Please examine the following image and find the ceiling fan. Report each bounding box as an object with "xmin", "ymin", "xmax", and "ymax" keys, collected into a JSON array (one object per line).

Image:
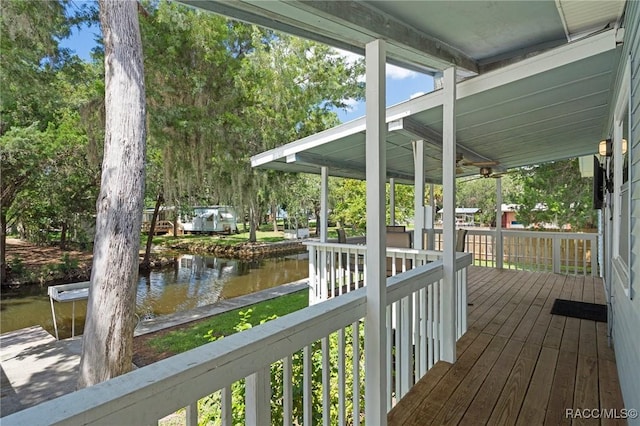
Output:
[
  {"xmin": 479, "ymin": 166, "xmax": 509, "ymax": 178},
  {"xmin": 456, "ymin": 153, "xmax": 499, "ymax": 174}
]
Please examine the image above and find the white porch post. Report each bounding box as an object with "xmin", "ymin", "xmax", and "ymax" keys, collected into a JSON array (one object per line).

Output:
[
  {"xmin": 496, "ymin": 178, "xmax": 504, "ymax": 269},
  {"xmin": 364, "ymin": 39, "xmax": 387, "ymax": 425},
  {"xmin": 389, "ymin": 177, "xmax": 396, "ymax": 225},
  {"xmin": 320, "ymin": 166, "xmax": 329, "ymax": 242},
  {"xmin": 413, "ymin": 140, "xmax": 425, "ymax": 249},
  {"xmin": 441, "ymin": 66, "xmax": 457, "ymax": 363}
]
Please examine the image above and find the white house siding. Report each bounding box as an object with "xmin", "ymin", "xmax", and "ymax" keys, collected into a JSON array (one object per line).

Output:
[{"xmin": 615, "ymin": 0, "xmax": 640, "ymax": 419}]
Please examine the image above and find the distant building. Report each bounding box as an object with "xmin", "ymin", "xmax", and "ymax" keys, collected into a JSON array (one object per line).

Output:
[{"xmin": 438, "ymin": 207, "xmax": 480, "ymax": 226}]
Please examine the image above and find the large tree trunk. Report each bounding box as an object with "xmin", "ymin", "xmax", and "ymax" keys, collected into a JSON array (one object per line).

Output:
[
  {"xmin": 141, "ymin": 192, "xmax": 163, "ymax": 271},
  {"xmin": 78, "ymin": 0, "xmax": 146, "ymax": 389},
  {"xmin": 0, "ymin": 209, "xmax": 6, "ymax": 284},
  {"xmin": 249, "ymin": 202, "xmax": 258, "ymax": 242},
  {"xmin": 271, "ymin": 203, "xmax": 278, "ymax": 232},
  {"xmin": 60, "ymin": 221, "xmax": 68, "ymax": 250}
]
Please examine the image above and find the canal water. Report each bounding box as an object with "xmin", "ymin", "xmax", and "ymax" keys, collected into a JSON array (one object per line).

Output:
[{"xmin": 0, "ymin": 253, "xmax": 309, "ymax": 339}]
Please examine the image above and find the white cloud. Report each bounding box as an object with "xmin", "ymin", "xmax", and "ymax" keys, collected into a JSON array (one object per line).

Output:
[
  {"xmin": 334, "ymin": 48, "xmax": 362, "ymax": 65},
  {"xmin": 333, "ymin": 48, "xmax": 420, "ymax": 82},
  {"xmin": 410, "ymin": 91, "xmax": 426, "ymax": 99},
  {"xmin": 342, "ymin": 98, "xmax": 360, "ymax": 111},
  {"xmin": 386, "ymin": 64, "xmax": 418, "ymax": 80}
]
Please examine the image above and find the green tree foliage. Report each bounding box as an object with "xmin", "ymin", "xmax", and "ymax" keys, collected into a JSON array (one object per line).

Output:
[
  {"xmin": 139, "ymin": 2, "xmax": 364, "ymax": 242},
  {"xmin": 331, "ymin": 179, "xmax": 367, "ymax": 229},
  {"xmin": 512, "ymin": 159, "xmax": 597, "ymax": 229},
  {"xmin": 331, "ymin": 179, "xmax": 433, "ymax": 230},
  {"xmin": 139, "ymin": 1, "xmax": 243, "ymax": 208},
  {"xmin": 387, "ymin": 183, "xmax": 415, "ymax": 225},
  {"xmin": 228, "ymin": 28, "xmax": 364, "ymax": 241},
  {"xmin": 9, "ymin": 111, "xmax": 98, "ymax": 247},
  {"xmin": 0, "ymin": 0, "xmax": 96, "ymax": 135},
  {"xmin": 0, "ymin": 0, "xmax": 98, "ymax": 282}
]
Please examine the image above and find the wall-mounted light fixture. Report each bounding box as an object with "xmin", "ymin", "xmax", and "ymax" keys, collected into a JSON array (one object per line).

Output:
[
  {"xmin": 599, "ymin": 138, "xmax": 628, "ymax": 156},
  {"xmin": 599, "ymin": 139, "xmax": 612, "ymax": 156}
]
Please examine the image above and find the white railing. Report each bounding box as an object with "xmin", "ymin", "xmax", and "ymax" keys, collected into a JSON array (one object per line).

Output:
[
  {"xmin": 3, "ymin": 253, "xmax": 472, "ymax": 426},
  {"xmin": 433, "ymin": 228, "xmax": 598, "ymax": 276},
  {"xmin": 384, "ymin": 253, "xmax": 471, "ymax": 408},
  {"xmin": 305, "ymin": 241, "xmax": 442, "ymax": 305}
]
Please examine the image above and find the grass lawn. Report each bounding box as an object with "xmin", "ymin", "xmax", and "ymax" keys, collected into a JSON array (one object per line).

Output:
[{"xmin": 146, "ymin": 290, "xmax": 308, "ymax": 355}]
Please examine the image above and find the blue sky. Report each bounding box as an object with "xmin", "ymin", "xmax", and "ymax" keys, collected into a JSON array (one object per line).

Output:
[{"xmin": 60, "ymin": 25, "xmax": 434, "ymax": 123}]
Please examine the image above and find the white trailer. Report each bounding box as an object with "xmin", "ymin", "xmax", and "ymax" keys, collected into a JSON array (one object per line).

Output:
[{"xmin": 181, "ymin": 206, "xmax": 239, "ymax": 235}]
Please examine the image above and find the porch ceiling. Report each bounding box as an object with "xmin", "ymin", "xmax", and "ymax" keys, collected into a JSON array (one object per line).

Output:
[
  {"xmin": 251, "ymin": 30, "xmax": 622, "ymax": 184},
  {"xmin": 182, "ymin": 0, "xmax": 624, "ymax": 76}
]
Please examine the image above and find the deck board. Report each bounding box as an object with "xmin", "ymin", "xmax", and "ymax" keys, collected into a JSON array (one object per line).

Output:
[{"xmin": 388, "ymin": 267, "xmax": 625, "ymax": 426}]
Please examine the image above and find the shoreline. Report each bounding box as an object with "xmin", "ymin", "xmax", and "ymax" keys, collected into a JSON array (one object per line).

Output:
[{"xmin": 3, "ymin": 239, "xmax": 308, "ymax": 288}]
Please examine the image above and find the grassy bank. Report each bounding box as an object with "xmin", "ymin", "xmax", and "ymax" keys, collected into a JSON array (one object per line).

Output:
[{"xmin": 145, "ymin": 290, "xmax": 308, "ymax": 355}]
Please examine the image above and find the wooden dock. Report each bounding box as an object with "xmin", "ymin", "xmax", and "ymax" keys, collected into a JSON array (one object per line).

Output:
[{"xmin": 388, "ymin": 267, "xmax": 625, "ymax": 425}]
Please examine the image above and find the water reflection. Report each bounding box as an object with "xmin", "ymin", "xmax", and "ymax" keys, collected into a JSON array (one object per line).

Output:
[{"xmin": 0, "ymin": 253, "xmax": 309, "ymax": 338}]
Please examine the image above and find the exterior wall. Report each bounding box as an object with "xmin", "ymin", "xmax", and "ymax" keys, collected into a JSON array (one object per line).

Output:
[{"xmin": 613, "ymin": 0, "xmax": 640, "ymax": 417}]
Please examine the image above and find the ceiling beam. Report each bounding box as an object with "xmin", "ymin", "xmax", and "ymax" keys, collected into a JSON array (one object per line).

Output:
[
  {"xmin": 290, "ymin": 1, "xmax": 478, "ymax": 74},
  {"xmin": 388, "ymin": 117, "xmax": 505, "ymax": 172},
  {"xmin": 289, "ymin": 152, "xmax": 418, "ymax": 183}
]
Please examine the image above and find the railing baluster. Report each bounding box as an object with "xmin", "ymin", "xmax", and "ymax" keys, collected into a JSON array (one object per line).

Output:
[
  {"xmin": 338, "ymin": 328, "xmax": 346, "ymax": 426},
  {"xmin": 309, "ymin": 245, "xmax": 317, "ymax": 304},
  {"xmin": 428, "ymin": 283, "xmax": 434, "ymax": 369},
  {"xmin": 303, "ymin": 345, "xmax": 312, "ymax": 426},
  {"xmin": 420, "ymin": 287, "xmax": 427, "ymax": 375},
  {"xmin": 400, "ymin": 296, "xmax": 412, "ymax": 397},
  {"xmin": 221, "ymin": 386, "xmax": 232, "ymax": 426},
  {"xmin": 185, "ymin": 402, "xmax": 197, "ymax": 426},
  {"xmin": 284, "ymin": 355, "xmax": 293, "ymax": 426},
  {"xmin": 346, "ymin": 248, "xmax": 352, "ymax": 293},
  {"xmin": 574, "ymin": 238, "xmax": 579, "ymax": 276},
  {"xmin": 352, "ymin": 321, "xmax": 361, "ymax": 426},
  {"xmin": 246, "ymin": 367, "xmax": 271, "ymax": 426},
  {"xmin": 394, "ymin": 300, "xmax": 401, "ymax": 401},
  {"xmin": 434, "ymin": 280, "xmax": 441, "ymax": 363},
  {"xmin": 322, "ymin": 337, "xmax": 330, "ymax": 426},
  {"xmin": 333, "ymin": 247, "xmax": 337, "ymax": 295},
  {"xmin": 386, "ymin": 305, "xmax": 393, "ymax": 411},
  {"xmin": 413, "ymin": 290, "xmax": 421, "ymax": 381}
]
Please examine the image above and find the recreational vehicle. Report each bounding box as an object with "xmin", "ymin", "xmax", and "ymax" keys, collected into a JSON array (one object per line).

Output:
[{"xmin": 181, "ymin": 206, "xmax": 239, "ymax": 235}]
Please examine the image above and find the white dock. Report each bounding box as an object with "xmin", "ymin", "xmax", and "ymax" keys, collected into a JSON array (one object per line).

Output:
[{"xmin": 0, "ymin": 326, "xmax": 82, "ymax": 417}]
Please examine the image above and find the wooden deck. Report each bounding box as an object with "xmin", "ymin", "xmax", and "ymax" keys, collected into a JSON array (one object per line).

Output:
[{"xmin": 388, "ymin": 266, "xmax": 625, "ymax": 425}]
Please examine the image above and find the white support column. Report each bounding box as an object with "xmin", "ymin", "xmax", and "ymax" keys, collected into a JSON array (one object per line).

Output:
[
  {"xmin": 389, "ymin": 177, "xmax": 396, "ymax": 225},
  {"xmin": 320, "ymin": 166, "xmax": 329, "ymax": 243},
  {"xmin": 428, "ymin": 184, "xmax": 436, "ymax": 250},
  {"xmin": 413, "ymin": 140, "xmax": 425, "ymax": 249},
  {"xmin": 364, "ymin": 39, "xmax": 387, "ymax": 426},
  {"xmin": 495, "ymin": 178, "xmax": 504, "ymax": 269},
  {"xmin": 441, "ymin": 66, "xmax": 457, "ymax": 363}
]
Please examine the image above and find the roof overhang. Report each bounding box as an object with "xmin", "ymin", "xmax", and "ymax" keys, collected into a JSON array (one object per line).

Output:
[{"xmin": 251, "ymin": 30, "xmax": 621, "ymax": 184}]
